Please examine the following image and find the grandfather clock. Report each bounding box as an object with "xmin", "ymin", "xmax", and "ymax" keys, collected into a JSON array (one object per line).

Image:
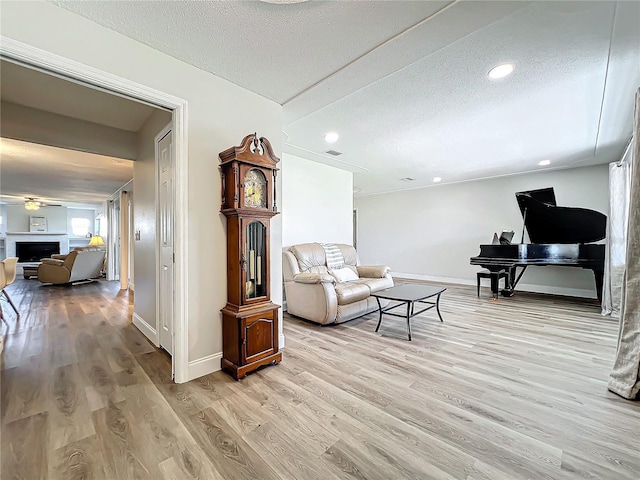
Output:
[{"xmin": 219, "ymin": 133, "xmax": 281, "ymax": 380}]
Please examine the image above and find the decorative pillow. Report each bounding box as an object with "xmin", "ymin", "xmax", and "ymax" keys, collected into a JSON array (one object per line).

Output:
[{"xmin": 329, "ymin": 267, "xmax": 359, "ymax": 283}]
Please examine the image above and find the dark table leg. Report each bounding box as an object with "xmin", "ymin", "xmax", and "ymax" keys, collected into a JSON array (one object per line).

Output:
[
  {"xmin": 406, "ymin": 301, "xmax": 412, "ymax": 341},
  {"xmin": 436, "ymin": 293, "xmax": 444, "ymax": 322},
  {"xmin": 375, "ymin": 296, "xmax": 383, "ymax": 333}
]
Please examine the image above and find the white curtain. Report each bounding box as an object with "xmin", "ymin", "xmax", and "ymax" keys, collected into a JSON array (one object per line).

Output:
[
  {"xmin": 602, "ymin": 142, "xmax": 632, "ymax": 317},
  {"xmin": 608, "ymin": 89, "xmax": 640, "ymax": 400}
]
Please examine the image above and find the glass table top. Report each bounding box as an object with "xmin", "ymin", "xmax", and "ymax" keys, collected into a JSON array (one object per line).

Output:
[{"xmin": 370, "ymin": 283, "xmax": 446, "ymax": 302}]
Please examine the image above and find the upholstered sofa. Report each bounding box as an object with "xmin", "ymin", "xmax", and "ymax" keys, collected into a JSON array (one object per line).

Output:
[
  {"xmin": 38, "ymin": 249, "xmax": 105, "ymax": 284},
  {"xmin": 283, "ymin": 243, "xmax": 393, "ymax": 325}
]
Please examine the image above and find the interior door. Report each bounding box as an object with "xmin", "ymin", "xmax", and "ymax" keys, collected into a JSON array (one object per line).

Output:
[{"xmin": 158, "ymin": 129, "xmax": 174, "ymax": 355}]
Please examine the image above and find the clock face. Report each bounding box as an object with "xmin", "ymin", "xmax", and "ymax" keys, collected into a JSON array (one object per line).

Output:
[{"xmin": 244, "ymin": 169, "xmax": 267, "ymax": 208}]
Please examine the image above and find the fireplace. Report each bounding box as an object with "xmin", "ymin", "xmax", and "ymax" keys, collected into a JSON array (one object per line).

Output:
[{"xmin": 16, "ymin": 241, "xmax": 60, "ymax": 263}]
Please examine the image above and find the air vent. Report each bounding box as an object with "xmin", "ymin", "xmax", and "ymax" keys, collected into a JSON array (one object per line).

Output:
[
  {"xmin": 324, "ymin": 150, "xmax": 343, "ymax": 156},
  {"xmin": 400, "ymin": 177, "xmax": 415, "ymax": 182}
]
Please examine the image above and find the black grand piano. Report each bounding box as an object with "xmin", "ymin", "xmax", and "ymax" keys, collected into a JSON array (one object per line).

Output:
[{"xmin": 470, "ymin": 187, "xmax": 606, "ymax": 302}]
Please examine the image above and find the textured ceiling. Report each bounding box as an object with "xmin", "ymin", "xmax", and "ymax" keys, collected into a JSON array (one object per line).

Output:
[
  {"xmin": 51, "ymin": 0, "xmax": 450, "ymax": 104},
  {"xmin": 0, "ymin": 138, "xmax": 134, "ymax": 208},
  {"xmin": 41, "ymin": 1, "xmax": 640, "ymax": 195}
]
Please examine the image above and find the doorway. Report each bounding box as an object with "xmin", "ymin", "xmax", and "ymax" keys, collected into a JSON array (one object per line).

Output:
[{"xmin": 1, "ymin": 38, "xmax": 189, "ymax": 382}]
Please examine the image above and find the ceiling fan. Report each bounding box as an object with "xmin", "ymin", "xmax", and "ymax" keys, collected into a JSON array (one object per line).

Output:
[
  {"xmin": 25, "ymin": 197, "xmax": 43, "ymax": 211},
  {"xmin": 3, "ymin": 196, "xmax": 64, "ymax": 211}
]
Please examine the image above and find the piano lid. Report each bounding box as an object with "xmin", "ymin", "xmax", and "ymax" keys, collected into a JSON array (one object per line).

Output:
[{"xmin": 515, "ymin": 187, "xmax": 606, "ymax": 244}]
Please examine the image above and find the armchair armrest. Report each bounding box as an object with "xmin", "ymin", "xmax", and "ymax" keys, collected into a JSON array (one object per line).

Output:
[
  {"xmin": 356, "ymin": 265, "xmax": 391, "ymax": 278},
  {"xmin": 41, "ymin": 258, "xmax": 64, "ymax": 266},
  {"xmin": 293, "ymin": 273, "xmax": 335, "ymax": 284}
]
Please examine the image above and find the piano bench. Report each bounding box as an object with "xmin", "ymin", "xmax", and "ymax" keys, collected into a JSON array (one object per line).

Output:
[{"xmin": 477, "ymin": 269, "xmax": 509, "ymax": 297}]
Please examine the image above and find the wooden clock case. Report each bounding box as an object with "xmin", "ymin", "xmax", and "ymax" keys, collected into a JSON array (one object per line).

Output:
[{"xmin": 219, "ymin": 133, "xmax": 281, "ymax": 380}]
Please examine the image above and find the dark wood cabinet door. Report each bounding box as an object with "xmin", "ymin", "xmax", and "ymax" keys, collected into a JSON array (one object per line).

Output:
[{"xmin": 242, "ymin": 312, "xmax": 276, "ymax": 364}]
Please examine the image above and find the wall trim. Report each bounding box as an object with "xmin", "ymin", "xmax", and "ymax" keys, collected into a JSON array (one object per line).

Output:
[
  {"xmin": 132, "ymin": 312, "xmax": 159, "ymax": 347},
  {"xmin": 394, "ymin": 272, "xmax": 597, "ymax": 299},
  {"xmin": 1, "ymin": 36, "xmax": 190, "ymax": 383},
  {"xmin": 279, "ymin": 333, "xmax": 286, "ymax": 350},
  {"xmin": 187, "ymin": 353, "xmax": 222, "ymax": 381}
]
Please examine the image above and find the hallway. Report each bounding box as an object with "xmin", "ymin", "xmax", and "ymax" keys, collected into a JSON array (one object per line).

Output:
[{"xmin": 0, "ymin": 279, "xmax": 222, "ymax": 479}]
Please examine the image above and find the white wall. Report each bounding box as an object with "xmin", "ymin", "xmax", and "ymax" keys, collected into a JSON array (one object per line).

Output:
[
  {"xmin": 0, "ymin": 204, "xmax": 6, "ymax": 261},
  {"xmin": 134, "ymin": 109, "xmax": 172, "ymax": 330},
  {"xmin": 0, "ymin": 204, "xmax": 6, "ymax": 235},
  {"xmin": 6, "ymin": 205, "xmax": 67, "ymax": 233},
  {"xmin": 1, "ymin": 1, "xmax": 282, "ymax": 378},
  {"xmin": 355, "ymin": 164, "xmax": 609, "ymax": 298},
  {"xmin": 282, "ymin": 153, "xmax": 353, "ymax": 247},
  {"xmin": 1, "ymin": 101, "xmax": 137, "ymax": 160}
]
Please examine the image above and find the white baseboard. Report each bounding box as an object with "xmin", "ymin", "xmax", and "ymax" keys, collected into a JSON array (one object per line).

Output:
[
  {"xmin": 515, "ymin": 283, "xmax": 596, "ymax": 299},
  {"xmin": 132, "ymin": 312, "xmax": 159, "ymax": 346},
  {"xmin": 393, "ymin": 272, "xmax": 597, "ymax": 299},
  {"xmin": 186, "ymin": 342, "xmax": 286, "ymax": 380},
  {"xmin": 187, "ymin": 352, "xmax": 222, "ymax": 381},
  {"xmin": 395, "ymin": 272, "xmax": 473, "ymax": 286}
]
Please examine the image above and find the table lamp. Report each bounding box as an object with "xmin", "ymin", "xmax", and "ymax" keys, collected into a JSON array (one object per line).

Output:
[{"xmin": 88, "ymin": 235, "xmax": 105, "ymax": 247}]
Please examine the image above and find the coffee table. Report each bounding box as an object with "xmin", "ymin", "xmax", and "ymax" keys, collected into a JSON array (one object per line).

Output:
[{"xmin": 371, "ymin": 284, "xmax": 446, "ymax": 341}]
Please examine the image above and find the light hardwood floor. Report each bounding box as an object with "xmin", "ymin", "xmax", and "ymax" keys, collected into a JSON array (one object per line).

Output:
[{"xmin": 1, "ymin": 278, "xmax": 639, "ymax": 479}]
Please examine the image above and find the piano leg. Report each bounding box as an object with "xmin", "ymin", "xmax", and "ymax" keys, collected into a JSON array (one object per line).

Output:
[
  {"xmin": 500, "ymin": 266, "xmax": 523, "ymax": 297},
  {"xmin": 490, "ymin": 274, "xmax": 499, "ymax": 299},
  {"xmin": 508, "ymin": 266, "xmax": 517, "ymax": 290},
  {"xmin": 593, "ymin": 268, "xmax": 604, "ymax": 304},
  {"xmin": 500, "ymin": 266, "xmax": 517, "ymax": 297}
]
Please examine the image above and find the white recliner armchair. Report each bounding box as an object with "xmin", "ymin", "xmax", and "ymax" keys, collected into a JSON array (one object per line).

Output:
[{"xmin": 283, "ymin": 243, "xmax": 393, "ymax": 325}]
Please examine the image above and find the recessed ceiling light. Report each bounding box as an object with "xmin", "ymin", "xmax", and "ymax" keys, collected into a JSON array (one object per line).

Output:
[
  {"xmin": 324, "ymin": 131, "xmax": 339, "ymax": 143},
  {"xmin": 432, "ymin": 177, "xmax": 442, "ymax": 183},
  {"xmin": 538, "ymin": 159, "xmax": 551, "ymax": 166},
  {"xmin": 488, "ymin": 63, "xmax": 514, "ymax": 79}
]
